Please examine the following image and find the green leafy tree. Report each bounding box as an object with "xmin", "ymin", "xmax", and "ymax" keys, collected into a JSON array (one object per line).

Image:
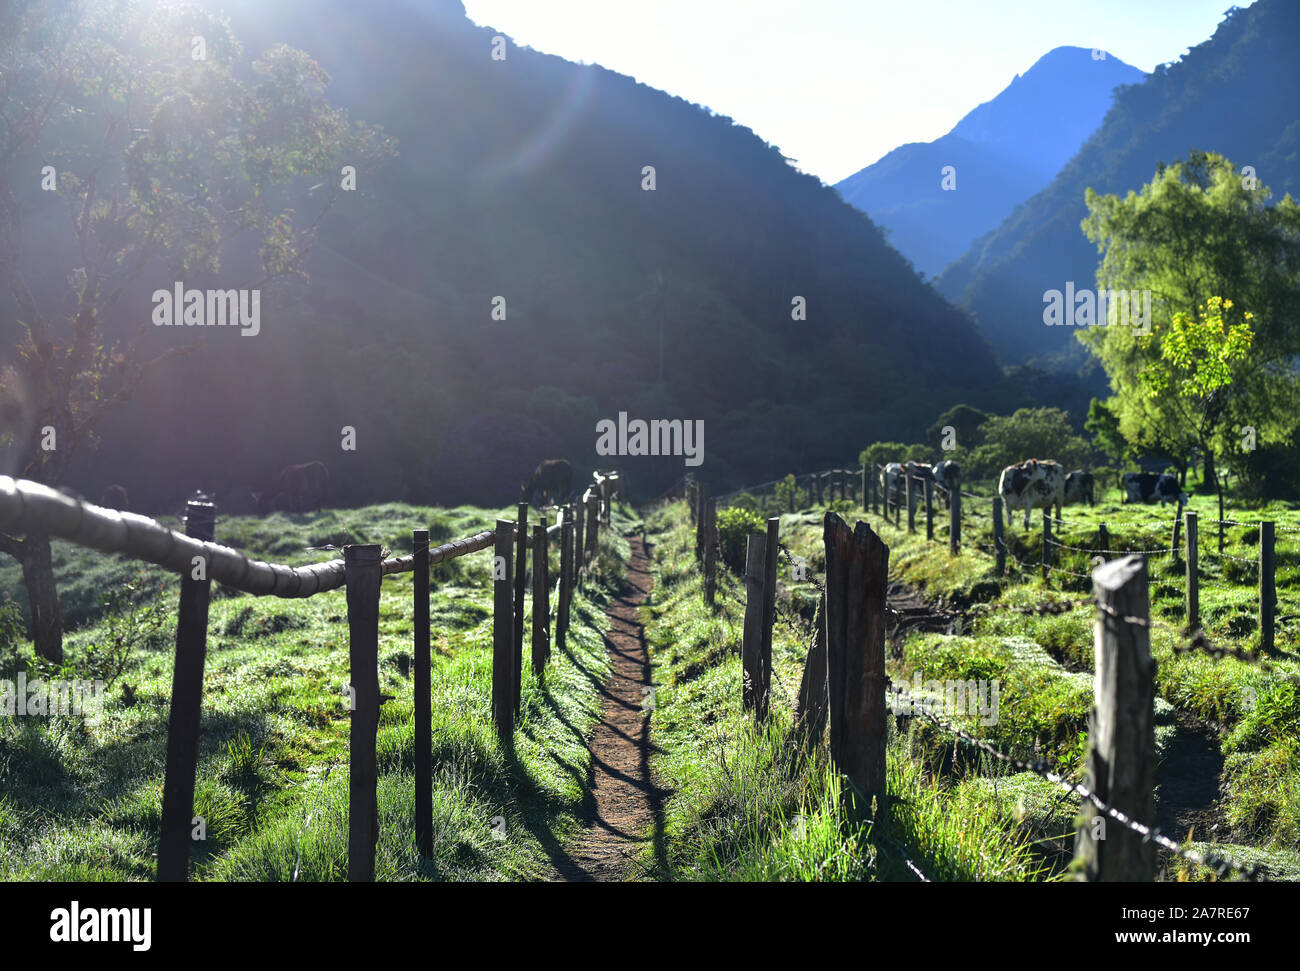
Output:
[
  {"xmin": 1078, "ymin": 153, "xmax": 1300, "ymax": 499},
  {"xmin": 0, "ymin": 0, "xmax": 395, "ymax": 660},
  {"xmin": 772, "ymin": 474, "xmax": 807, "ymax": 512},
  {"xmin": 926, "ymin": 403, "xmax": 988, "ymax": 451},
  {"xmin": 970, "ymin": 407, "xmax": 1091, "ymax": 476}
]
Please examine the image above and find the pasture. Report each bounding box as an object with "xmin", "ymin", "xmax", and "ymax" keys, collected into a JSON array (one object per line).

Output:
[
  {"xmin": 0, "ymin": 501, "xmax": 631, "ymax": 881},
  {"xmin": 637, "ymin": 475, "xmax": 1300, "ymax": 880}
]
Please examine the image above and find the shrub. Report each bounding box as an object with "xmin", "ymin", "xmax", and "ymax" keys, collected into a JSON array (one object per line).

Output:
[{"xmin": 715, "ymin": 506, "xmax": 765, "ymax": 574}]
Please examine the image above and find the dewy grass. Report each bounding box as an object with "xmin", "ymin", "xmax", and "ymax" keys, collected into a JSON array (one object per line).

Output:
[{"xmin": 0, "ymin": 500, "xmax": 634, "ymax": 881}]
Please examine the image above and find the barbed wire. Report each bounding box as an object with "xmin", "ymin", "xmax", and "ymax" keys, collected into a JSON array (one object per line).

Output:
[
  {"xmin": 902, "ymin": 704, "xmax": 1266, "ymax": 881},
  {"xmin": 1045, "ymin": 537, "xmax": 1180, "ymax": 556}
]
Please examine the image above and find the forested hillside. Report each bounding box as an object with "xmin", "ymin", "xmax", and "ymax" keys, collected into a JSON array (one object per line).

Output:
[
  {"xmin": 936, "ymin": 0, "xmax": 1300, "ymax": 366},
  {"xmin": 1, "ymin": 0, "xmax": 1003, "ymax": 510}
]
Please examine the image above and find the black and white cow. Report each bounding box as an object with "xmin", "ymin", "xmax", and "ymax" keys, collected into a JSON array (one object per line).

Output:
[
  {"xmin": 881, "ymin": 463, "xmax": 905, "ymax": 508},
  {"xmin": 934, "ymin": 460, "xmax": 960, "ymax": 509},
  {"xmin": 998, "ymin": 459, "xmax": 1066, "ymax": 528},
  {"xmin": 904, "ymin": 461, "xmax": 935, "ymax": 511},
  {"xmin": 1064, "ymin": 470, "xmax": 1094, "ymax": 507},
  {"xmin": 1121, "ymin": 472, "xmax": 1188, "ymax": 506}
]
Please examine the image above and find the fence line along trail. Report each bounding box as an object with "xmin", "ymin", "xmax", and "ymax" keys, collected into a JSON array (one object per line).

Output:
[{"xmin": 552, "ymin": 535, "xmax": 661, "ymax": 881}]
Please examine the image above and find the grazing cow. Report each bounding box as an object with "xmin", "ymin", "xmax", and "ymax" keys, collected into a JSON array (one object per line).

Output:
[
  {"xmin": 934, "ymin": 460, "xmax": 961, "ymax": 509},
  {"xmin": 99, "ymin": 484, "xmax": 129, "ymax": 510},
  {"xmin": 904, "ymin": 461, "xmax": 936, "ymax": 511},
  {"xmin": 253, "ymin": 461, "xmax": 329, "ymax": 514},
  {"xmin": 521, "ymin": 458, "xmax": 572, "ymax": 507},
  {"xmin": 1063, "ymin": 470, "xmax": 1094, "ymax": 507},
  {"xmin": 592, "ymin": 469, "xmax": 621, "ymax": 520},
  {"xmin": 880, "ymin": 463, "xmax": 905, "ymax": 507},
  {"xmin": 1121, "ymin": 472, "xmax": 1188, "ymax": 506},
  {"xmin": 998, "ymin": 459, "xmax": 1066, "ymax": 528}
]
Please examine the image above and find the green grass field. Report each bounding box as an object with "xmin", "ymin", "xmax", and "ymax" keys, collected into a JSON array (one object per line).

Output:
[
  {"xmin": 637, "ymin": 481, "xmax": 1300, "ymax": 881},
  {"xmin": 0, "ymin": 501, "xmax": 634, "ymax": 881}
]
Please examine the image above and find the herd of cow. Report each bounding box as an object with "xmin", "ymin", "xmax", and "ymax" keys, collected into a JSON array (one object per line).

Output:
[
  {"xmin": 55, "ymin": 458, "xmax": 616, "ymax": 519},
  {"xmin": 881, "ymin": 458, "xmax": 1189, "ymax": 529}
]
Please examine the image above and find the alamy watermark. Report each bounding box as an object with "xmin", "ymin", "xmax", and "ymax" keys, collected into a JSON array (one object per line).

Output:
[
  {"xmin": 152, "ymin": 282, "xmax": 261, "ymax": 336},
  {"xmin": 596, "ymin": 411, "xmax": 703, "ymax": 467},
  {"xmin": 1043, "ymin": 283, "xmax": 1151, "ymax": 336},
  {"xmin": 889, "ymin": 673, "xmax": 1000, "ymax": 726},
  {"xmin": 1, "ymin": 674, "xmax": 107, "ymax": 725}
]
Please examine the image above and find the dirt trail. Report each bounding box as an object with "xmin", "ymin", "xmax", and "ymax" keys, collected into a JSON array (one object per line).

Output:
[{"xmin": 552, "ymin": 536, "xmax": 660, "ymax": 881}]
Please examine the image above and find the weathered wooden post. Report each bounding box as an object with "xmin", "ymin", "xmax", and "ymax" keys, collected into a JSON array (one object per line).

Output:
[
  {"xmin": 741, "ymin": 530, "xmax": 766, "ymax": 715},
  {"xmin": 993, "ymin": 498, "xmax": 1006, "ymax": 576},
  {"xmin": 157, "ymin": 496, "xmax": 216, "ymax": 882},
  {"xmin": 823, "ymin": 512, "xmax": 888, "ymax": 818},
  {"xmin": 695, "ymin": 481, "xmax": 709, "ymax": 562},
  {"xmin": 558, "ymin": 509, "xmax": 573, "ymax": 650},
  {"xmin": 573, "ymin": 496, "xmax": 586, "ymax": 581},
  {"xmin": 1098, "ymin": 522, "xmax": 1110, "ymax": 559},
  {"xmin": 951, "ymin": 480, "xmax": 961, "ymax": 551},
  {"xmin": 344, "ymin": 543, "xmax": 383, "ymax": 882},
  {"xmin": 905, "ymin": 475, "xmax": 915, "ymax": 534},
  {"xmin": 863, "ymin": 464, "xmax": 872, "ymax": 513},
  {"xmin": 794, "ymin": 593, "xmax": 828, "ymax": 743},
  {"xmin": 1042, "ymin": 510, "xmax": 1052, "ymax": 580},
  {"xmin": 492, "ymin": 520, "xmax": 514, "ymax": 743},
  {"xmin": 924, "ymin": 477, "xmax": 934, "ymax": 542},
  {"xmin": 533, "ymin": 521, "xmax": 550, "ymax": 675},
  {"xmin": 1261, "ymin": 521, "xmax": 1276, "ymax": 654},
  {"xmin": 1076, "ymin": 555, "xmax": 1156, "ymax": 881},
  {"xmin": 514, "ymin": 503, "xmax": 528, "ymax": 714},
  {"xmin": 586, "ymin": 494, "xmax": 599, "ymax": 563},
  {"xmin": 757, "ymin": 517, "xmax": 779, "ymax": 721},
  {"xmin": 413, "ymin": 528, "xmax": 432, "ymax": 858},
  {"xmin": 704, "ymin": 498, "xmax": 718, "ymax": 608},
  {"xmin": 1185, "ymin": 512, "xmax": 1199, "ymax": 632},
  {"xmin": 1171, "ymin": 498, "xmax": 1185, "ymax": 561}
]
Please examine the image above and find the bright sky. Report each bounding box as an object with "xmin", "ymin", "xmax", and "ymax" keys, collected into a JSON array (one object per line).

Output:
[{"xmin": 461, "ymin": 0, "xmax": 1254, "ymax": 185}]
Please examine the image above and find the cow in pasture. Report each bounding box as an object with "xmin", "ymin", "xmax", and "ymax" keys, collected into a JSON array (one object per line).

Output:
[
  {"xmin": 99, "ymin": 484, "xmax": 129, "ymax": 510},
  {"xmin": 1063, "ymin": 470, "xmax": 1094, "ymax": 507},
  {"xmin": 592, "ymin": 469, "xmax": 621, "ymax": 520},
  {"xmin": 1121, "ymin": 472, "xmax": 1188, "ymax": 506},
  {"xmin": 998, "ymin": 459, "xmax": 1066, "ymax": 529},
  {"xmin": 904, "ymin": 461, "xmax": 936, "ymax": 511},
  {"xmin": 880, "ymin": 463, "xmax": 905, "ymax": 508},
  {"xmin": 934, "ymin": 460, "xmax": 961, "ymax": 509},
  {"xmin": 253, "ymin": 461, "xmax": 329, "ymax": 514},
  {"xmin": 521, "ymin": 458, "xmax": 572, "ymax": 507}
]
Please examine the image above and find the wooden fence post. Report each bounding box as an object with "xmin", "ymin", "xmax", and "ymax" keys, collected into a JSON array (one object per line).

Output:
[
  {"xmin": 345, "ymin": 543, "xmax": 383, "ymax": 882},
  {"xmin": 924, "ymin": 477, "xmax": 934, "ymax": 542},
  {"xmin": 492, "ymin": 520, "xmax": 514, "ymax": 743},
  {"xmin": 586, "ymin": 494, "xmax": 599, "ymax": 563},
  {"xmin": 413, "ymin": 528, "xmax": 432, "ymax": 858},
  {"xmin": 1171, "ymin": 498, "xmax": 1185, "ymax": 561},
  {"xmin": 558, "ymin": 509, "xmax": 573, "ymax": 650},
  {"xmin": 574, "ymin": 497, "xmax": 586, "ymax": 581},
  {"xmin": 514, "ymin": 503, "xmax": 528, "ymax": 714},
  {"xmin": 704, "ymin": 498, "xmax": 718, "ymax": 608},
  {"xmin": 905, "ymin": 475, "xmax": 915, "ymax": 534},
  {"xmin": 157, "ymin": 497, "xmax": 216, "ymax": 882},
  {"xmin": 1261, "ymin": 521, "xmax": 1276, "ymax": 654},
  {"xmin": 1042, "ymin": 510, "xmax": 1052, "ymax": 580},
  {"xmin": 993, "ymin": 498, "xmax": 1005, "ymax": 576},
  {"xmin": 741, "ymin": 531, "xmax": 766, "ymax": 714},
  {"xmin": 757, "ymin": 517, "xmax": 779, "ymax": 721},
  {"xmin": 863, "ymin": 464, "xmax": 872, "ymax": 513},
  {"xmin": 533, "ymin": 521, "xmax": 549, "ymax": 675},
  {"xmin": 695, "ymin": 481, "xmax": 709, "ymax": 562},
  {"xmin": 1098, "ymin": 523, "xmax": 1110, "ymax": 559},
  {"xmin": 949, "ymin": 485, "xmax": 961, "ymax": 554},
  {"xmin": 1185, "ymin": 512, "xmax": 1199, "ymax": 632},
  {"xmin": 1076, "ymin": 555, "xmax": 1156, "ymax": 881},
  {"xmin": 823, "ymin": 512, "xmax": 888, "ymax": 818},
  {"xmin": 794, "ymin": 592, "xmax": 828, "ymax": 743}
]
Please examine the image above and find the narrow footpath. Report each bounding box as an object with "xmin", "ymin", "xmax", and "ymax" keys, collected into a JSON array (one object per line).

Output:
[{"xmin": 553, "ymin": 536, "xmax": 661, "ymax": 880}]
